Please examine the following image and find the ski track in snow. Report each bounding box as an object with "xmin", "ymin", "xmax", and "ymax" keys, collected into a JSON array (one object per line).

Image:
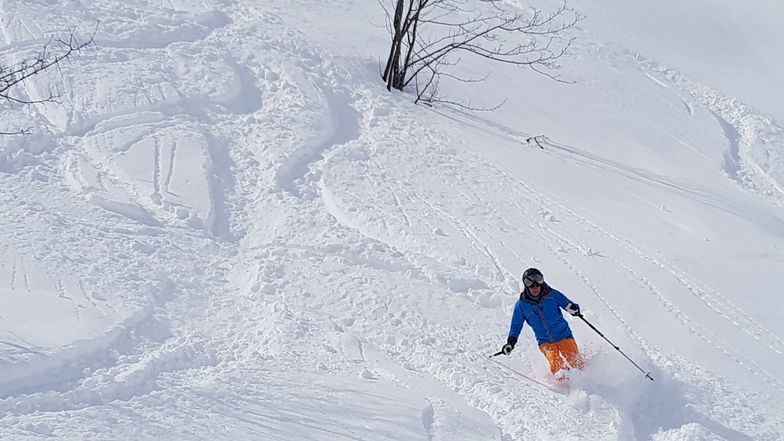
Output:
[
  {"xmin": 0, "ymin": 175, "xmax": 223, "ymax": 409},
  {"xmin": 0, "ymin": 0, "xmax": 783, "ymax": 440},
  {"xmin": 0, "ymin": 0, "xmax": 238, "ymax": 432},
  {"xmin": 631, "ymin": 53, "xmax": 784, "ymax": 206}
]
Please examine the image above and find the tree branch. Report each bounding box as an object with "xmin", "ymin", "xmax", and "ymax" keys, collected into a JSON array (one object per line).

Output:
[
  {"xmin": 1, "ymin": 28, "xmax": 95, "ymax": 101},
  {"xmin": 380, "ymin": 0, "xmax": 581, "ymax": 108}
]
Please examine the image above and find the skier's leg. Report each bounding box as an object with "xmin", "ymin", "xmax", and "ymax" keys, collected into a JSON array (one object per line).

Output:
[
  {"xmin": 558, "ymin": 338, "xmax": 585, "ymax": 370},
  {"xmin": 539, "ymin": 342, "xmax": 566, "ymax": 374}
]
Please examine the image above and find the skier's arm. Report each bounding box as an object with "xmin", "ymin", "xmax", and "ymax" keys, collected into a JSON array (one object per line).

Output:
[
  {"xmin": 555, "ymin": 290, "xmax": 581, "ymax": 316},
  {"xmin": 500, "ymin": 302, "xmax": 526, "ymax": 355},
  {"xmin": 508, "ymin": 301, "xmax": 526, "ymax": 340}
]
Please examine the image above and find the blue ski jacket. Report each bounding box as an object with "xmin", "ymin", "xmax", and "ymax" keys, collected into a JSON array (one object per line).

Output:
[{"xmin": 508, "ymin": 284, "xmax": 578, "ymax": 345}]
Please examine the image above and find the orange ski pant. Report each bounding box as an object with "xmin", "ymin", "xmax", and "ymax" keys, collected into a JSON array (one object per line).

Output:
[{"xmin": 538, "ymin": 338, "xmax": 585, "ymax": 374}]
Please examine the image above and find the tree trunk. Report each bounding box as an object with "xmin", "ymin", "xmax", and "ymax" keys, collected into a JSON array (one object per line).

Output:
[{"xmin": 383, "ymin": 0, "xmax": 406, "ymax": 90}]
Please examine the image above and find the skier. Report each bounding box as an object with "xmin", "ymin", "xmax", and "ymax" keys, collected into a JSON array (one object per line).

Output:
[{"xmin": 500, "ymin": 268, "xmax": 585, "ymax": 381}]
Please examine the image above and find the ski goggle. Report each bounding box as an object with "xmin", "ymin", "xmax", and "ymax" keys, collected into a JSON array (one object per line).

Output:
[{"xmin": 523, "ymin": 273, "xmax": 544, "ymax": 287}]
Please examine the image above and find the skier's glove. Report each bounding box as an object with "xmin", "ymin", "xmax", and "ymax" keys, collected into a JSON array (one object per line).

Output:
[
  {"xmin": 502, "ymin": 336, "xmax": 517, "ymax": 355},
  {"xmin": 565, "ymin": 302, "xmax": 581, "ymax": 316}
]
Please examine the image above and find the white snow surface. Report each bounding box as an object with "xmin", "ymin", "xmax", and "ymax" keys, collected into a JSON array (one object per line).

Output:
[{"xmin": 1, "ymin": 0, "xmax": 783, "ymax": 440}]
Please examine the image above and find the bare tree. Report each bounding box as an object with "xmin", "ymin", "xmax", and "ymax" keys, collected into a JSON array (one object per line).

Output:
[
  {"xmin": 1, "ymin": 28, "xmax": 95, "ymax": 134},
  {"xmin": 380, "ymin": 0, "xmax": 581, "ymax": 107}
]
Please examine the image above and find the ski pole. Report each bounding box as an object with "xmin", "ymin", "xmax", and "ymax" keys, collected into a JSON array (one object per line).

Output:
[
  {"xmin": 489, "ymin": 350, "xmax": 505, "ymax": 358},
  {"xmin": 488, "ymin": 357, "xmax": 555, "ymax": 391},
  {"xmin": 577, "ymin": 314, "xmax": 654, "ymax": 381}
]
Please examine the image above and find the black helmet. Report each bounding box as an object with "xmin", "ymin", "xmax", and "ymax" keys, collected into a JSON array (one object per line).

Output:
[{"xmin": 522, "ymin": 268, "xmax": 544, "ymax": 287}]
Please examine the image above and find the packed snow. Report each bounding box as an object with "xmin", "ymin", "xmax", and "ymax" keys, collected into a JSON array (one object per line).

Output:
[{"xmin": 1, "ymin": 0, "xmax": 783, "ymax": 440}]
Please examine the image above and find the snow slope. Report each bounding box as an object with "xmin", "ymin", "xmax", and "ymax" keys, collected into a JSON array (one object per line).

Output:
[{"xmin": 1, "ymin": 0, "xmax": 783, "ymax": 440}]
